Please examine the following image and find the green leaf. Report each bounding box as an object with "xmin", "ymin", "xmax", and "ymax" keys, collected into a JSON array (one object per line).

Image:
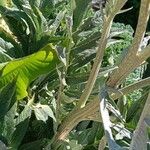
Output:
[
  {"xmin": 0, "ymin": 46, "xmax": 13, "ymax": 63},
  {"xmin": 0, "ymin": 140, "xmax": 7, "ymax": 150},
  {"xmin": 72, "ymin": 17, "xmax": 93, "ymax": 43},
  {"xmin": 126, "ymin": 98, "xmax": 143, "ymax": 123},
  {"xmin": 0, "ymin": 80, "xmax": 16, "ymax": 118},
  {"xmin": 10, "ymin": 104, "xmax": 31, "ymax": 149},
  {"xmin": 69, "ymin": 140, "xmax": 83, "ymax": 150},
  {"xmin": 77, "ymin": 123, "xmax": 99, "ymax": 145},
  {"xmin": 0, "ymin": 37, "xmax": 14, "ymax": 62},
  {"xmin": 113, "ymin": 124, "xmax": 131, "ymax": 140},
  {"xmin": 12, "ymin": 0, "xmax": 29, "ymax": 10},
  {"xmin": 38, "ymin": 0, "xmax": 54, "ymax": 18},
  {"xmin": 0, "ymin": 44, "xmax": 60, "ymax": 100},
  {"xmin": 71, "ymin": 31, "xmax": 100, "ymax": 56},
  {"xmin": 66, "ymin": 72, "xmax": 90, "ymax": 85},
  {"xmin": 0, "ymin": 6, "xmax": 36, "ymax": 37},
  {"xmin": 33, "ymin": 103, "xmax": 56, "ymax": 122},
  {"xmin": 72, "ymin": 0, "xmax": 91, "ymax": 31},
  {"xmin": 19, "ymin": 139, "xmax": 47, "ymax": 150},
  {"xmin": 0, "ymin": 27, "xmax": 20, "ymax": 50},
  {"xmin": 0, "ymin": 102, "xmax": 17, "ymax": 144},
  {"xmin": 49, "ymin": 10, "xmax": 66, "ymax": 35},
  {"xmin": 68, "ymin": 49, "xmax": 96, "ymax": 72},
  {"xmin": 31, "ymin": 5, "xmax": 48, "ymax": 34},
  {"xmin": 99, "ymin": 85, "xmax": 122, "ymax": 150}
]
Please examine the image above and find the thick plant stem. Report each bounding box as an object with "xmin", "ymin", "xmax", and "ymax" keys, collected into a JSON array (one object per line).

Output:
[
  {"xmin": 46, "ymin": 82, "xmax": 150, "ymax": 150},
  {"xmin": 77, "ymin": 17, "xmax": 113, "ymax": 108},
  {"xmin": 52, "ymin": 77, "xmax": 150, "ymax": 145},
  {"xmin": 77, "ymin": 0, "xmax": 128, "ymax": 108},
  {"xmin": 130, "ymin": 0, "xmax": 150, "ymax": 54},
  {"xmin": 107, "ymin": 0, "xmax": 150, "ymax": 87},
  {"xmin": 48, "ymin": 76, "xmax": 150, "ymax": 149},
  {"xmin": 51, "ymin": 98, "xmax": 100, "ymax": 146},
  {"xmin": 110, "ymin": 77, "xmax": 150, "ymax": 100}
]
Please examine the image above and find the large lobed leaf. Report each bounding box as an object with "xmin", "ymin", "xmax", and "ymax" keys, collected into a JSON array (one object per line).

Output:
[{"xmin": 0, "ymin": 44, "xmax": 60, "ymax": 100}]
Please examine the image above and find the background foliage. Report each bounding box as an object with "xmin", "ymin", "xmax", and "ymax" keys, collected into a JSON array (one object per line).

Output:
[{"xmin": 0, "ymin": 0, "xmax": 150, "ymax": 150}]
